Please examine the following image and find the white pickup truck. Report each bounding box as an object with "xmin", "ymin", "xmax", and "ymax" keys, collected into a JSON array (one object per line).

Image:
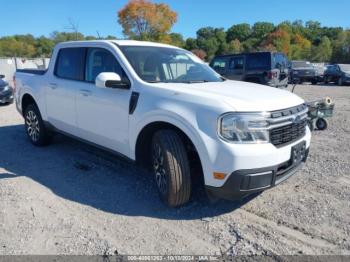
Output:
[{"xmin": 15, "ymin": 40, "xmax": 311, "ymax": 207}]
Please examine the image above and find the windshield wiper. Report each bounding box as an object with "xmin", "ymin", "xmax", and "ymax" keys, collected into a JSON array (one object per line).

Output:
[
  {"xmin": 147, "ymin": 80, "xmax": 168, "ymax": 83},
  {"xmin": 183, "ymin": 80, "xmax": 209, "ymax": 84}
]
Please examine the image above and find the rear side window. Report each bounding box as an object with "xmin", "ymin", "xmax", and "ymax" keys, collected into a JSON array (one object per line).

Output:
[
  {"xmin": 55, "ymin": 48, "xmax": 86, "ymax": 81},
  {"xmin": 246, "ymin": 53, "xmax": 271, "ymax": 70},
  {"xmin": 229, "ymin": 56, "xmax": 244, "ymax": 70}
]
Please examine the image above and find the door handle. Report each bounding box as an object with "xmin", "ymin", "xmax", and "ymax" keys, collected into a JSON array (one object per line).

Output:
[
  {"xmin": 79, "ymin": 89, "xmax": 92, "ymax": 96},
  {"xmin": 49, "ymin": 83, "xmax": 58, "ymax": 90}
]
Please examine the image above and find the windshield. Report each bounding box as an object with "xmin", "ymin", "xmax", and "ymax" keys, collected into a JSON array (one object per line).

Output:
[
  {"xmin": 339, "ymin": 64, "xmax": 350, "ymax": 71},
  {"xmin": 118, "ymin": 45, "xmax": 223, "ymax": 83},
  {"xmin": 292, "ymin": 61, "xmax": 313, "ymax": 68}
]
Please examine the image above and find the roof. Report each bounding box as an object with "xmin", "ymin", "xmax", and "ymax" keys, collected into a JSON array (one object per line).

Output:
[
  {"xmin": 56, "ymin": 40, "xmax": 180, "ymax": 49},
  {"xmin": 213, "ymin": 51, "xmax": 282, "ymax": 58}
]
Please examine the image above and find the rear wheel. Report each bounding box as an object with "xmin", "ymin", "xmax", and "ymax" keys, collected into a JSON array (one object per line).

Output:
[
  {"xmin": 152, "ymin": 130, "xmax": 191, "ymax": 207},
  {"xmin": 24, "ymin": 104, "xmax": 51, "ymax": 146}
]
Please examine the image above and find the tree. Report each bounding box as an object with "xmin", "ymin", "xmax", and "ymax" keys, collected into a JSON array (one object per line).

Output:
[
  {"xmin": 331, "ymin": 31, "xmax": 350, "ymax": 63},
  {"xmin": 35, "ymin": 36, "xmax": 54, "ymax": 57},
  {"xmin": 191, "ymin": 49, "xmax": 206, "ymax": 60},
  {"xmin": 118, "ymin": 0, "xmax": 177, "ymax": 42},
  {"xmin": 50, "ymin": 31, "xmax": 84, "ymax": 43},
  {"xmin": 310, "ymin": 36, "xmax": 332, "ymax": 62},
  {"xmin": 262, "ymin": 28, "xmax": 291, "ymax": 56},
  {"xmin": 169, "ymin": 33, "xmax": 185, "ymax": 47},
  {"xmin": 185, "ymin": 38, "xmax": 198, "ymax": 50},
  {"xmin": 305, "ymin": 20, "xmax": 321, "ymax": 43},
  {"xmin": 226, "ymin": 23, "xmax": 251, "ymax": 42},
  {"xmin": 196, "ymin": 27, "xmax": 228, "ymax": 59},
  {"xmin": 227, "ymin": 39, "xmax": 242, "ymax": 53},
  {"xmin": 252, "ymin": 22, "xmax": 275, "ymax": 39},
  {"xmin": 290, "ymin": 33, "xmax": 311, "ymax": 60}
]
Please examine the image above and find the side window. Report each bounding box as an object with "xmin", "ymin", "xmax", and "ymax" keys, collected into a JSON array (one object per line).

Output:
[
  {"xmin": 85, "ymin": 48, "xmax": 127, "ymax": 83},
  {"xmin": 55, "ymin": 48, "xmax": 85, "ymax": 80},
  {"xmin": 229, "ymin": 57, "xmax": 244, "ymax": 70}
]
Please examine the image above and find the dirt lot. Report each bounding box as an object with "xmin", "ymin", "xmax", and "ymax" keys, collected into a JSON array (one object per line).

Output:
[{"xmin": 0, "ymin": 84, "xmax": 349, "ymax": 256}]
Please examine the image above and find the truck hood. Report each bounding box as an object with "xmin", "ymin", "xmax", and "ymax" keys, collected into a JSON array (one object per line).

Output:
[{"xmin": 154, "ymin": 80, "xmax": 304, "ymax": 112}]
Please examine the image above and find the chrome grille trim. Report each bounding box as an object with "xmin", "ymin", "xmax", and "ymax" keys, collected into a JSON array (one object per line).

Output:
[{"xmin": 268, "ymin": 104, "xmax": 308, "ymax": 147}]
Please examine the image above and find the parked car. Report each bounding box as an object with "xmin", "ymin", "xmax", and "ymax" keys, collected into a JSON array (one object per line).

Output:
[
  {"xmin": 324, "ymin": 64, "xmax": 350, "ymax": 85},
  {"xmin": 15, "ymin": 41, "xmax": 311, "ymax": 207},
  {"xmin": 209, "ymin": 52, "xmax": 289, "ymax": 88},
  {"xmin": 0, "ymin": 74, "xmax": 14, "ymax": 105},
  {"xmin": 289, "ymin": 61, "xmax": 318, "ymax": 84}
]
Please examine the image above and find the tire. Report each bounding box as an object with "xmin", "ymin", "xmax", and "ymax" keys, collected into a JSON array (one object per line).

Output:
[
  {"xmin": 338, "ymin": 77, "xmax": 343, "ymax": 86},
  {"xmin": 151, "ymin": 130, "xmax": 191, "ymax": 207},
  {"xmin": 24, "ymin": 104, "xmax": 51, "ymax": 146},
  {"xmin": 324, "ymin": 77, "xmax": 329, "ymax": 84},
  {"xmin": 316, "ymin": 118, "xmax": 328, "ymax": 131},
  {"xmin": 311, "ymin": 80, "xmax": 317, "ymax": 85}
]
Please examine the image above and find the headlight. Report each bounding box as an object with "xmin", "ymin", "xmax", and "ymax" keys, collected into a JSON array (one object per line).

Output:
[
  {"xmin": 0, "ymin": 85, "xmax": 9, "ymax": 92},
  {"xmin": 218, "ymin": 113, "xmax": 270, "ymax": 143},
  {"xmin": 293, "ymin": 70, "xmax": 299, "ymax": 74}
]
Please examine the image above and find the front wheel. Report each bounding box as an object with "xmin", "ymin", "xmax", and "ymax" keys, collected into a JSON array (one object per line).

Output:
[
  {"xmin": 152, "ymin": 130, "xmax": 191, "ymax": 207},
  {"xmin": 338, "ymin": 77, "xmax": 343, "ymax": 86},
  {"xmin": 24, "ymin": 104, "xmax": 51, "ymax": 146}
]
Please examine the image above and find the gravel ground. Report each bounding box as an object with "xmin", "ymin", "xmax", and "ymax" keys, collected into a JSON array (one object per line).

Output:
[{"xmin": 0, "ymin": 84, "xmax": 349, "ymax": 256}]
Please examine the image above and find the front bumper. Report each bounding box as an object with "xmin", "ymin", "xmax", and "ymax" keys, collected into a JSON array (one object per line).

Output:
[
  {"xmin": 0, "ymin": 91, "xmax": 14, "ymax": 104},
  {"xmin": 292, "ymin": 75, "xmax": 316, "ymax": 82},
  {"xmin": 206, "ymin": 148, "xmax": 308, "ymax": 200}
]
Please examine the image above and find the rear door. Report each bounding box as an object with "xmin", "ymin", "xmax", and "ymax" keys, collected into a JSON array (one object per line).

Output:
[
  {"xmin": 226, "ymin": 56, "xmax": 245, "ymax": 80},
  {"xmin": 75, "ymin": 47, "xmax": 131, "ymax": 157},
  {"xmin": 46, "ymin": 47, "xmax": 86, "ymax": 136}
]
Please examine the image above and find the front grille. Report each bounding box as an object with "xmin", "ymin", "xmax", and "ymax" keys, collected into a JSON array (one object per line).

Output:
[{"xmin": 270, "ymin": 119, "xmax": 307, "ymax": 147}]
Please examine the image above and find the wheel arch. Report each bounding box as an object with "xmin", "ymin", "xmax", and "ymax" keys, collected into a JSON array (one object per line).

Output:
[
  {"xmin": 134, "ymin": 120, "xmax": 206, "ymax": 183},
  {"xmin": 21, "ymin": 93, "xmax": 38, "ymax": 115}
]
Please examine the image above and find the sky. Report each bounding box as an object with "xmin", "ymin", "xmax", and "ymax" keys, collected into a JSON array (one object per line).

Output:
[{"xmin": 2, "ymin": 0, "xmax": 350, "ymax": 39}]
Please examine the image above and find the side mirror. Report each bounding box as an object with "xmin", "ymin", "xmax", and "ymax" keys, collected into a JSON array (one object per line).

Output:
[
  {"xmin": 0, "ymin": 74, "xmax": 5, "ymax": 79},
  {"xmin": 95, "ymin": 72, "xmax": 130, "ymax": 89}
]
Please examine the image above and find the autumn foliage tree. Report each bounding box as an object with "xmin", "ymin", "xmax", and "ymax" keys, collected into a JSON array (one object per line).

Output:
[
  {"xmin": 262, "ymin": 28, "xmax": 291, "ymax": 56},
  {"xmin": 118, "ymin": 0, "xmax": 177, "ymax": 42},
  {"xmin": 191, "ymin": 49, "xmax": 207, "ymax": 60}
]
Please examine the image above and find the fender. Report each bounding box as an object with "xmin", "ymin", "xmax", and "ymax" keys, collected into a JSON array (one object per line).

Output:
[{"xmin": 129, "ymin": 110, "xmax": 215, "ymax": 184}]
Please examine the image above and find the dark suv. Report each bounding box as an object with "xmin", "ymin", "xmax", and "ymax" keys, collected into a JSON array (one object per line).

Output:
[
  {"xmin": 324, "ymin": 64, "xmax": 350, "ymax": 86},
  {"xmin": 289, "ymin": 61, "xmax": 318, "ymax": 84},
  {"xmin": 209, "ymin": 52, "xmax": 289, "ymax": 88}
]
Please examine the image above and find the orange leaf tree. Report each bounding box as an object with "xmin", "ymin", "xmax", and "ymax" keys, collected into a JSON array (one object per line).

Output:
[{"xmin": 118, "ymin": 0, "xmax": 177, "ymax": 42}]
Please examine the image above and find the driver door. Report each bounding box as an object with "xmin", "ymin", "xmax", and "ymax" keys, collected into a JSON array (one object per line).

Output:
[{"xmin": 76, "ymin": 47, "xmax": 132, "ymax": 157}]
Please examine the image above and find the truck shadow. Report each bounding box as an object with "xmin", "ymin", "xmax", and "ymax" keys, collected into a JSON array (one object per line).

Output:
[{"xmin": 0, "ymin": 124, "xmax": 259, "ymax": 220}]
